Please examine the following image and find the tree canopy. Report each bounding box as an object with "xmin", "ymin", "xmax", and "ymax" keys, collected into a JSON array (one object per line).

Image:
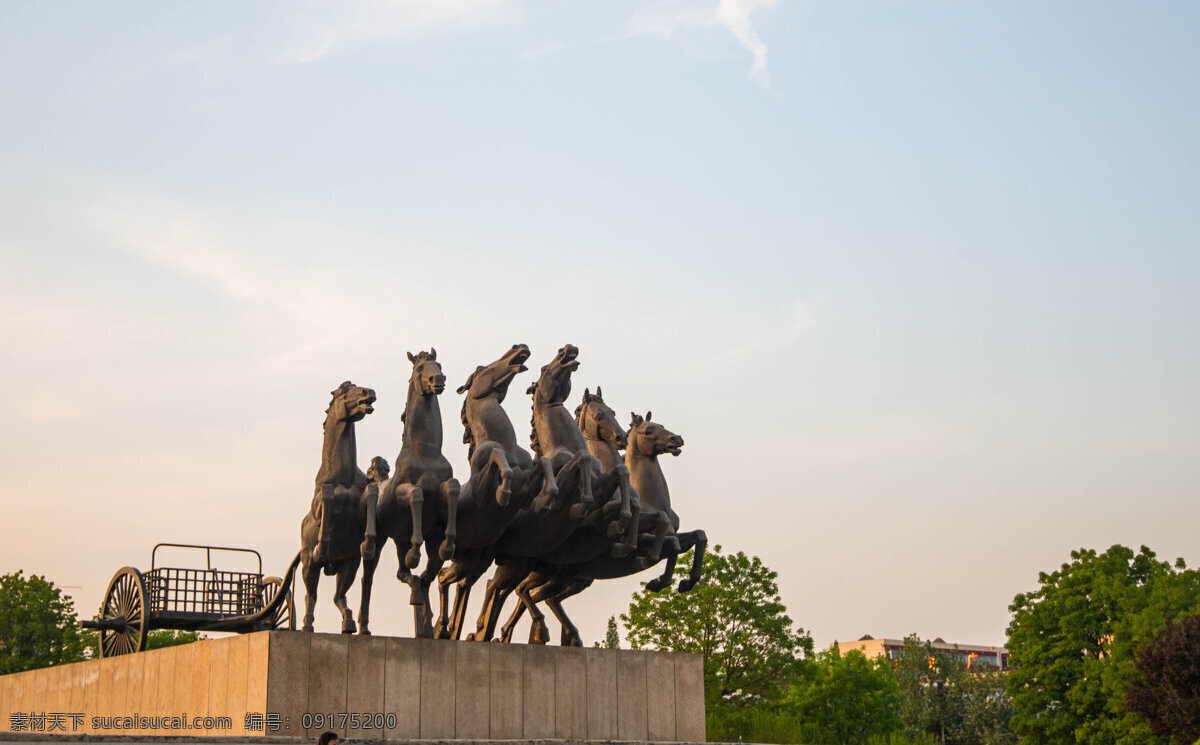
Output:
[
  {"xmin": 787, "ymin": 646, "xmax": 902, "ymax": 745},
  {"xmin": 1125, "ymin": 612, "xmax": 1200, "ymax": 745},
  {"xmin": 0, "ymin": 570, "xmax": 87, "ymax": 673},
  {"xmin": 1006, "ymin": 545, "xmax": 1200, "ymax": 745},
  {"xmin": 621, "ymin": 544, "xmax": 813, "ymax": 707}
]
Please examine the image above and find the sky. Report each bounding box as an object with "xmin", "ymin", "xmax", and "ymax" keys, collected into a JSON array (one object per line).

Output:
[{"xmin": 1, "ymin": 0, "xmax": 1198, "ymax": 651}]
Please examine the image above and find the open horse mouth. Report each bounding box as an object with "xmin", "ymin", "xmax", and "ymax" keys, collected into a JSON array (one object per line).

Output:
[
  {"xmin": 666, "ymin": 436, "xmax": 684, "ymax": 456},
  {"xmin": 558, "ymin": 345, "xmax": 580, "ymax": 372},
  {"xmin": 359, "ymin": 395, "xmax": 376, "ymax": 414},
  {"xmin": 508, "ymin": 346, "xmax": 531, "ymax": 372}
]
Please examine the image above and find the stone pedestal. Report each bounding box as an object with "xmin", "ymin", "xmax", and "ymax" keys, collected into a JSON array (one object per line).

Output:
[{"xmin": 0, "ymin": 631, "xmax": 706, "ymax": 742}]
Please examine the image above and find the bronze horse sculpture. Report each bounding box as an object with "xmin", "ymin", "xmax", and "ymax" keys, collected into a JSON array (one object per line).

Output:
[
  {"xmin": 418, "ymin": 344, "xmax": 559, "ymax": 640},
  {"xmin": 498, "ymin": 408, "xmax": 706, "ymax": 645},
  {"xmin": 358, "ymin": 349, "xmax": 461, "ymax": 636},
  {"xmin": 468, "ymin": 348, "xmax": 635, "ymax": 643},
  {"xmin": 299, "ymin": 381, "xmax": 379, "ymax": 633}
]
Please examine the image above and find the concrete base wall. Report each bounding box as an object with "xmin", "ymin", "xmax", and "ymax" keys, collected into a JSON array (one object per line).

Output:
[{"xmin": 0, "ymin": 632, "xmax": 705, "ymax": 742}]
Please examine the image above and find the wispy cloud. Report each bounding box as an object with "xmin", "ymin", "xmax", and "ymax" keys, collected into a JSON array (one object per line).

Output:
[
  {"xmin": 727, "ymin": 298, "xmax": 817, "ymax": 360},
  {"xmin": 278, "ymin": 0, "xmax": 514, "ymax": 64},
  {"xmin": 625, "ymin": 0, "xmax": 782, "ymax": 88}
]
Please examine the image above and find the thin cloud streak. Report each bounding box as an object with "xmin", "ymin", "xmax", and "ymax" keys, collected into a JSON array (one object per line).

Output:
[
  {"xmin": 624, "ymin": 0, "xmax": 782, "ymax": 88},
  {"xmin": 278, "ymin": 0, "xmax": 514, "ymax": 64}
]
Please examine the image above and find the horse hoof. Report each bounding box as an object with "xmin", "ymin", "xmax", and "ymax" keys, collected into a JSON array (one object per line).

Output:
[
  {"xmin": 678, "ymin": 579, "xmax": 698, "ymax": 592},
  {"xmin": 646, "ymin": 579, "xmax": 667, "ymax": 593},
  {"xmin": 611, "ymin": 543, "xmax": 630, "ymax": 558},
  {"xmin": 302, "ymin": 624, "xmax": 314, "ymax": 633},
  {"xmin": 360, "ymin": 627, "xmax": 372, "ymax": 636},
  {"xmin": 405, "ymin": 547, "xmax": 422, "ymax": 569},
  {"xmin": 439, "ymin": 540, "xmax": 455, "ymax": 561}
]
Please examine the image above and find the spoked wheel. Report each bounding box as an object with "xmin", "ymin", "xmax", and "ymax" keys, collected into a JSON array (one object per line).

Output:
[
  {"xmin": 98, "ymin": 567, "xmax": 148, "ymax": 658},
  {"xmin": 261, "ymin": 576, "xmax": 295, "ymax": 630}
]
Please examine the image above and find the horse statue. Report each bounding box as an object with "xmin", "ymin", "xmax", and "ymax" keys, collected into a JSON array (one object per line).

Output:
[
  {"xmin": 468, "ymin": 348, "xmax": 634, "ymax": 643},
  {"xmin": 299, "ymin": 381, "xmax": 379, "ymax": 633},
  {"xmin": 358, "ymin": 349, "xmax": 461, "ymax": 636},
  {"xmin": 418, "ymin": 343, "xmax": 559, "ymax": 640},
  {"xmin": 497, "ymin": 408, "xmax": 706, "ymax": 645}
]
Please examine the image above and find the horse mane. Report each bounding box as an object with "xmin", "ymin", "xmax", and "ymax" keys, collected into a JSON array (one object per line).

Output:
[
  {"xmin": 457, "ymin": 366, "xmax": 483, "ymax": 459},
  {"xmin": 324, "ymin": 381, "xmax": 354, "ymax": 418},
  {"xmin": 528, "ymin": 380, "xmax": 542, "ymax": 456},
  {"xmin": 460, "ymin": 395, "xmax": 475, "ymax": 459}
]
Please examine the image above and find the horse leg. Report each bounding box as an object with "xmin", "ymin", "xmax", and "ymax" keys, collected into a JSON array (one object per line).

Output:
[
  {"xmin": 577, "ymin": 455, "xmax": 595, "ymax": 515},
  {"xmin": 433, "ymin": 563, "xmax": 456, "ymax": 639},
  {"xmin": 545, "ymin": 579, "xmax": 592, "ymax": 647},
  {"xmin": 514, "ymin": 574, "xmax": 551, "ymax": 645},
  {"xmin": 645, "ymin": 551, "xmax": 677, "ymax": 593},
  {"xmin": 619, "ymin": 466, "xmax": 639, "ymax": 555},
  {"xmin": 499, "ymin": 573, "xmax": 542, "ymax": 643},
  {"xmin": 360, "ymin": 483, "xmax": 379, "ymax": 558},
  {"xmin": 472, "ymin": 561, "xmax": 526, "ymax": 642},
  {"xmin": 487, "ymin": 448, "xmax": 513, "ymax": 506},
  {"xmin": 676, "ymin": 530, "xmax": 708, "ymax": 592},
  {"xmin": 313, "ymin": 484, "xmax": 334, "ymax": 564},
  {"xmin": 439, "ymin": 478, "xmax": 460, "ymax": 561},
  {"xmin": 358, "ymin": 546, "xmax": 380, "ymax": 635},
  {"xmin": 397, "ymin": 485, "xmax": 424, "ymax": 569},
  {"xmin": 536, "ymin": 455, "xmax": 558, "ymax": 503},
  {"xmin": 333, "ymin": 558, "xmax": 360, "ymax": 634},
  {"xmin": 449, "ymin": 555, "xmax": 490, "ymax": 641},
  {"xmin": 301, "ymin": 557, "xmax": 320, "ymax": 632},
  {"xmin": 650, "ymin": 512, "xmax": 674, "ymax": 563}
]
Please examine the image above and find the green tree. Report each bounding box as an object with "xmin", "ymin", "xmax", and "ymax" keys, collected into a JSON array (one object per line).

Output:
[
  {"xmin": 1005, "ymin": 545, "xmax": 1200, "ymax": 745},
  {"xmin": 622, "ymin": 545, "xmax": 813, "ymax": 709},
  {"xmin": 787, "ymin": 646, "xmax": 903, "ymax": 745},
  {"xmin": 0, "ymin": 571, "xmax": 87, "ymax": 673},
  {"xmin": 955, "ymin": 663, "xmax": 1017, "ymax": 745},
  {"xmin": 1125, "ymin": 612, "xmax": 1200, "ymax": 745},
  {"xmin": 604, "ymin": 615, "xmax": 620, "ymax": 649},
  {"xmin": 892, "ymin": 635, "xmax": 966, "ymax": 742},
  {"xmin": 80, "ymin": 628, "xmax": 207, "ymax": 657}
]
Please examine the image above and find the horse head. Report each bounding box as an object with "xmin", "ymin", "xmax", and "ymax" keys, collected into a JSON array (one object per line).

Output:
[
  {"xmin": 575, "ymin": 386, "xmax": 627, "ymax": 450},
  {"xmin": 326, "ymin": 381, "xmax": 377, "ymax": 424},
  {"xmin": 527, "ymin": 344, "xmax": 579, "ymax": 406},
  {"xmin": 458, "ymin": 344, "xmax": 530, "ymax": 403},
  {"xmin": 408, "ymin": 348, "xmax": 446, "ymax": 397},
  {"xmin": 628, "ymin": 411, "xmax": 684, "ymax": 458}
]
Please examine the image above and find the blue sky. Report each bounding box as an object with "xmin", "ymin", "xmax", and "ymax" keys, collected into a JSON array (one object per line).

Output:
[{"xmin": 1, "ymin": 0, "xmax": 1197, "ymax": 648}]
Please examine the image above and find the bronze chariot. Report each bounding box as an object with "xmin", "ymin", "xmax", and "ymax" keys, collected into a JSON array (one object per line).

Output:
[{"xmin": 82, "ymin": 543, "xmax": 301, "ymax": 657}]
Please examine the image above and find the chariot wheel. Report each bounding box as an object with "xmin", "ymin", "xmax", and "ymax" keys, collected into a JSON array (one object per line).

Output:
[
  {"xmin": 98, "ymin": 567, "xmax": 148, "ymax": 658},
  {"xmin": 261, "ymin": 576, "xmax": 295, "ymax": 631}
]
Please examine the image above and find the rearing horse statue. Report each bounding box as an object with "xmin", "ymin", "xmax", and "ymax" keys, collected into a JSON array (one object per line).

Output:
[
  {"xmin": 299, "ymin": 381, "xmax": 379, "ymax": 634},
  {"xmin": 358, "ymin": 349, "xmax": 461, "ymax": 636},
  {"xmin": 469, "ymin": 347, "xmax": 633, "ymax": 643},
  {"xmin": 418, "ymin": 344, "xmax": 558, "ymax": 640},
  {"xmin": 498, "ymin": 408, "xmax": 706, "ymax": 645}
]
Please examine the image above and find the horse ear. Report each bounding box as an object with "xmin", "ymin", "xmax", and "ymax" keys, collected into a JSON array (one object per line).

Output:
[
  {"xmin": 407, "ymin": 351, "xmax": 416, "ymax": 363},
  {"xmin": 457, "ymin": 366, "xmax": 483, "ymax": 394},
  {"xmin": 596, "ymin": 386, "xmax": 603, "ymax": 399},
  {"xmin": 631, "ymin": 412, "xmax": 643, "ymax": 426},
  {"xmin": 429, "ymin": 347, "xmax": 437, "ymax": 360},
  {"xmin": 583, "ymin": 387, "xmax": 592, "ymax": 401},
  {"xmin": 646, "ymin": 411, "xmax": 652, "ymax": 421},
  {"xmin": 526, "ymin": 382, "xmax": 537, "ymax": 395}
]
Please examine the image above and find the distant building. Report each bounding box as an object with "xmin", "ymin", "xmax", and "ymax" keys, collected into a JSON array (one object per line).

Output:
[{"xmin": 833, "ymin": 635, "xmax": 1011, "ymax": 671}]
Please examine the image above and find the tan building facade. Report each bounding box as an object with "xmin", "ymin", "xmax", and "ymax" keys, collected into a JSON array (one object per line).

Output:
[{"xmin": 833, "ymin": 635, "xmax": 1011, "ymax": 670}]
